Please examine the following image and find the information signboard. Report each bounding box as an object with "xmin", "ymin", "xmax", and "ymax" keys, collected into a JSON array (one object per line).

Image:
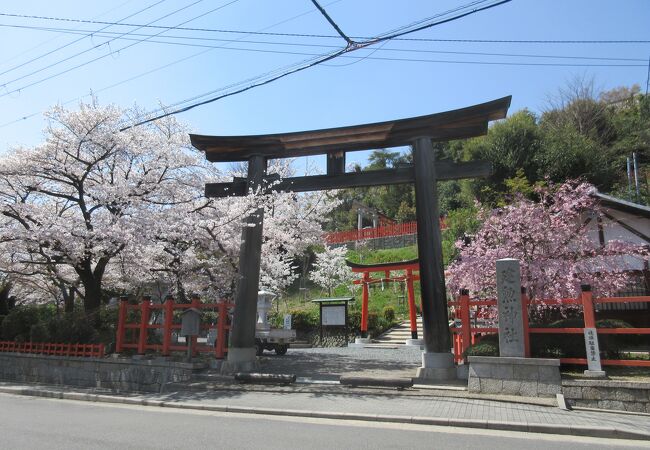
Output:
[{"xmin": 322, "ymin": 305, "xmax": 346, "ymax": 326}]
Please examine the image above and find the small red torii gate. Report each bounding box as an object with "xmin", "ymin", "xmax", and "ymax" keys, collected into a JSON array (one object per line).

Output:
[{"xmin": 346, "ymin": 259, "xmax": 421, "ymax": 340}]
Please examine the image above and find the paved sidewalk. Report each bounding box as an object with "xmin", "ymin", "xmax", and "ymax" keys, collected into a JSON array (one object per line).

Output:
[{"xmin": 1, "ymin": 380, "xmax": 649, "ymax": 442}]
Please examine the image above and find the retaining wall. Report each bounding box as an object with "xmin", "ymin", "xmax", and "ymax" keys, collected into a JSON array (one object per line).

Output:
[
  {"xmin": 0, "ymin": 353, "xmax": 202, "ymax": 393},
  {"xmin": 562, "ymin": 379, "xmax": 650, "ymax": 413}
]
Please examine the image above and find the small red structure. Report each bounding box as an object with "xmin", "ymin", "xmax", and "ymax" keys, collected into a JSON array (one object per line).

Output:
[
  {"xmin": 449, "ymin": 285, "xmax": 650, "ymax": 367},
  {"xmin": 115, "ymin": 295, "xmax": 232, "ymax": 358},
  {"xmin": 347, "ymin": 259, "xmax": 421, "ymax": 339},
  {"xmin": 0, "ymin": 341, "xmax": 104, "ymax": 358}
]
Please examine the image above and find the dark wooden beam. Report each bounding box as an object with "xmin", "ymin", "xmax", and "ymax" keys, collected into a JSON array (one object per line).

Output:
[
  {"xmin": 191, "ymin": 96, "xmax": 511, "ymax": 162},
  {"xmin": 205, "ymin": 160, "xmax": 492, "ymax": 198}
]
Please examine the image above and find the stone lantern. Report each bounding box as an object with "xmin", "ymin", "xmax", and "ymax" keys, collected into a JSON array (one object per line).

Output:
[{"xmin": 256, "ymin": 290, "xmax": 276, "ymax": 331}]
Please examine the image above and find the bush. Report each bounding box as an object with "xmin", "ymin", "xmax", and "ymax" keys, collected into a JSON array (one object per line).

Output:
[
  {"xmin": 382, "ymin": 306, "xmax": 395, "ymax": 322},
  {"xmin": 29, "ymin": 322, "xmax": 50, "ymax": 342},
  {"xmin": 463, "ymin": 334, "xmax": 499, "ymax": 357},
  {"xmin": 47, "ymin": 313, "xmax": 99, "ymax": 344},
  {"xmin": 1, "ymin": 307, "xmax": 41, "ymax": 341},
  {"xmin": 288, "ymin": 308, "xmax": 318, "ymax": 332},
  {"xmin": 530, "ymin": 318, "xmax": 638, "ymax": 359}
]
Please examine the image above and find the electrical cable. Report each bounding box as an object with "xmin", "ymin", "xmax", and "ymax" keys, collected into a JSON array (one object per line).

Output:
[
  {"xmin": 310, "ymin": 0, "xmax": 354, "ymax": 46},
  {"xmin": 0, "ymin": 0, "xmax": 242, "ymax": 99},
  {"xmin": 8, "ymin": 25, "xmax": 644, "ymax": 63},
  {"xmin": 121, "ymin": 0, "xmax": 513, "ymax": 129},
  {"xmin": 0, "ymin": 0, "xmax": 168, "ymax": 79}
]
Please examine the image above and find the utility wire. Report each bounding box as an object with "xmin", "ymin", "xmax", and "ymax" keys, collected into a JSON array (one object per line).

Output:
[
  {"xmin": 0, "ymin": 0, "xmax": 242, "ymax": 99},
  {"xmin": 310, "ymin": 0, "xmax": 354, "ymax": 47},
  {"xmin": 9, "ymin": 25, "xmax": 646, "ymax": 63},
  {"xmin": 121, "ymin": 0, "xmax": 513, "ymax": 130},
  {"xmin": 0, "ymin": 0, "xmax": 168, "ymax": 79},
  {"xmin": 0, "ymin": 0, "xmax": 344, "ymax": 129},
  {"xmin": 2, "ymin": 11, "xmax": 648, "ymax": 44}
]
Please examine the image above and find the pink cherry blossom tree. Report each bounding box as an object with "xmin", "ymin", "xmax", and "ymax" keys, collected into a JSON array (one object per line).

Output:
[{"xmin": 446, "ymin": 181, "xmax": 648, "ymax": 302}]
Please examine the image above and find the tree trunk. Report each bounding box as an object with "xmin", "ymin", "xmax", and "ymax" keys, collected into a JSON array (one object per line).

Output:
[
  {"xmin": 0, "ymin": 283, "xmax": 12, "ymax": 315},
  {"xmin": 64, "ymin": 287, "xmax": 75, "ymax": 314}
]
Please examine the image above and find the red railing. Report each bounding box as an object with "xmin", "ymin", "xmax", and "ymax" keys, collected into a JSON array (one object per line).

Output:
[
  {"xmin": 449, "ymin": 287, "xmax": 650, "ymax": 367},
  {"xmin": 115, "ymin": 296, "xmax": 233, "ymax": 359},
  {"xmin": 324, "ymin": 220, "xmax": 447, "ymax": 244},
  {"xmin": 0, "ymin": 341, "xmax": 104, "ymax": 358}
]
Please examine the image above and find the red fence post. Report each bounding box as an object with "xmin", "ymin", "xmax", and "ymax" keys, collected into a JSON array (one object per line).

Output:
[
  {"xmin": 138, "ymin": 297, "xmax": 151, "ymax": 355},
  {"xmin": 521, "ymin": 287, "xmax": 531, "ymax": 358},
  {"xmin": 460, "ymin": 289, "xmax": 471, "ymax": 359},
  {"xmin": 190, "ymin": 295, "xmax": 201, "ymax": 356},
  {"xmin": 115, "ymin": 296, "xmax": 128, "ymax": 353},
  {"xmin": 406, "ymin": 269, "xmax": 418, "ymax": 339},
  {"xmin": 361, "ymin": 272, "xmax": 370, "ymax": 338},
  {"xmin": 581, "ymin": 284, "xmax": 596, "ymax": 328},
  {"xmin": 162, "ymin": 296, "xmax": 174, "ymax": 356},
  {"xmin": 215, "ymin": 301, "xmax": 227, "ymax": 359}
]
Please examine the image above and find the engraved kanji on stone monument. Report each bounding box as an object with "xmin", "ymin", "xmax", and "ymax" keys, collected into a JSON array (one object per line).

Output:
[
  {"xmin": 496, "ymin": 258, "xmax": 525, "ymax": 357},
  {"xmin": 583, "ymin": 327, "xmax": 602, "ymax": 372}
]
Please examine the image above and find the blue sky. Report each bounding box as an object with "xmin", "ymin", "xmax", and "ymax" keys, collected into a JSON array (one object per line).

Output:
[{"xmin": 0, "ymin": 0, "xmax": 648, "ymax": 171}]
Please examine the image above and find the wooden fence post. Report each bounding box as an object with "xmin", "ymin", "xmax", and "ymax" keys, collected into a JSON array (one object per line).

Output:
[
  {"xmin": 215, "ymin": 301, "xmax": 228, "ymax": 359},
  {"xmin": 138, "ymin": 297, "xmax": 151, "ymax": 355},
  {"xmin": 162, "ymin": 296, "xmax": 174, "ymax": 356},
  {"xmin": 190, "ymin": 295, "xmax": 201, "ymax": 356},
  {"xmin": 581, "ymin": 284, "xmax": 596, "ymax": 328},
  {"xmin": 115, "ymin": 297, "xmax": 128, "ymax": 353},
  {"xmin": 460, "ymin": 289, "xmax": 471, "ymax": 359},
  {"xmin": 521, "ymin": 287, "xmax": 531, "ymax": 358},
  {"xmin": 361, "ymin": 272, "xmax": 370, "ymax": 338},
  {"xmin": 406, "ymin": 269, "xmax": 418, "ymax": 339}
]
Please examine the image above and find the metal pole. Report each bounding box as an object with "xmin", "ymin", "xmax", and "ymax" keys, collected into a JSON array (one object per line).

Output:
[
  {"xmin": 633, "ymin": 152, "xmax": 641, "ymax": 203},
  {"xmin": 627, "ymin": 157, "xmax": 633, "ymax": 200},
  {"xmin": 412, "ymin": 137, "xmax": 451, "ymax": 353}
]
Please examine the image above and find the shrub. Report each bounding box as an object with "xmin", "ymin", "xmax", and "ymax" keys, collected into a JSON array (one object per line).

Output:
[
  {"xmin": 47, "ymin": 313, "xmax": 99, "ymax": 344},
  {"xmin": 382, "ymin": 306, "xmax": 395, "ymax": 322},
  {"xmin": 1, "ymin": 307, "xmax": 41, "ymax": 341},
  {"xmin": 288, "ymin": 309, "xmax": 318, "ymax": 332},
  {"xmin": 463, "ymin": 334, "xmax": 499, "ymax": 357},
  {"xmin": 29, "ymin": 322, "xmax": 50, "ymax": 342}
]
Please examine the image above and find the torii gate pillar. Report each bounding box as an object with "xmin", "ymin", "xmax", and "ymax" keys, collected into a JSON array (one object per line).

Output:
[{"xmin": 413, "ymin": 137, "xmax": 455, "ymax": 379}]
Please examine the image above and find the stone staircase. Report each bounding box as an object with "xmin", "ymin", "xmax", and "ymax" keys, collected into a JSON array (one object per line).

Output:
[{"xmin": 373, "ymin": 317, "xmax": 424, "ymax": 346}]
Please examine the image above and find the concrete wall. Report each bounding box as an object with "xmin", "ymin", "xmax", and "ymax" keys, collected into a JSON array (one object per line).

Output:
[
  {"xmin": 0, "ymin": 353, "xmax": 201, "ymax": 393},
  {"xmin": 562, "ymin": 379, "xmax": 650, "ymax": 413},
  {"xmin": 468, "ymin": 356, "xmax": 562, "ymax": 398}
]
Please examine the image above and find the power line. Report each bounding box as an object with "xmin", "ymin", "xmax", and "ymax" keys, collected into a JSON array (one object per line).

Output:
[
  {"xmin": 0, "ymin": 0, "xmax": 345, "ymax": 129},
  {"xmin": 121, "ymin": 0, "xmax": 513, "ymax": 129},
  {"xmin": 310, "ymin": 0, "xmax": 354, "ymax": 46},
  {"xmin": 1, "ymin": 10, "xmax": 648, "ymax": 44},
  {"xmin": 9, "ymin": 25, "xmax": 646, "ymax": 63},
  {"xmin": 0, "ymin": 0, "xmax": 168, "ymax": 79},
  {"xmin": 0, "ymin": 1, "xmax": 244, "ymax": 100}
]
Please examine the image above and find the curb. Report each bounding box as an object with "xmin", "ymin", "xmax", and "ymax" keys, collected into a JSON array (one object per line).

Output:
[{"xmin": 0, "ymin": 385, "xmax": 648, "ymax": 441}]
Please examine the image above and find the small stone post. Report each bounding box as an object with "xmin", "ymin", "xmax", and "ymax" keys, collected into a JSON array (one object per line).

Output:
[{"xmin": 496, "ymin": 258, "xmax": 525, "ymax": 357}]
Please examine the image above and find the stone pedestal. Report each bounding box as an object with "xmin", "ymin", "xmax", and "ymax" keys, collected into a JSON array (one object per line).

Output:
[
  {"xmin": 220, "ymin": 347, "xmax": 260, "ymax": 374},
  {"xmin": 468, "ymin": 356, "xmax": 561, "ymax": 397},
  {"xmin": 405, "ymin": 338, "xmax": 424, "ymax": 347},
  {"xmin": 348, "ymin": 337, "xmax": 372, "ymax": 348},
  {"xmin": 415, "ymin": 352, "xmax": 456, "ymax": 381},
  {"xmin": 256, "ymin": 290, "xmax": 275, "ymax": 332}
]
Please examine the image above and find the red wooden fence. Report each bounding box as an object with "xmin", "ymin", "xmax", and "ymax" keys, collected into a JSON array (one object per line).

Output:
[
  {"xmin": 449, "ymin": 286, "xmax": 650, "ymax": 367},
  {"xmin": 0, "ymin": 341, "xmax": 104, "ymax": 358},
  {"xmin": 324, "ymin": 220, "xmax": 448, "ymax": 244},
  {"xmin": 115, "ymin": 296, "xmax": 233, "ymax": 358}
]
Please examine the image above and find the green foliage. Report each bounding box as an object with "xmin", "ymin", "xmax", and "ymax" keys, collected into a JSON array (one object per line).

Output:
[
  {"xmin": 441, "ymin": 205, "xmax": 482, "ymax": 266},
  {"xmin": 531, "ymin": 318, "xmax": 639, "ymax": 359},
  {"xmin": 382, "ymin": 306, "xmax": 395, "ymax": 322},
  {"xmin": 288, "ymin": 308, "xmax": 319, "ymax": 332},
  {"xmin": 463, "ymin": 334, "xmax": 499, "ymax": 357},
  {"xmin": 47, "ymin": 313, "xmax": 99, "ymax": 344},
  {"xmin": 29, "ymin": 322, "xmax": 50, "ymax": 342},
  {"xmin": 1, "ymin": 307, "xmax": 44, "ymax": 341},
  {"xmin": 346, "ymin": 246, "xmax": 417, "ymax": 265}
]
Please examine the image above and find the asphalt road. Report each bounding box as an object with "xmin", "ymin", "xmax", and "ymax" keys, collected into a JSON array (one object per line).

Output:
[{"xmin": 0, "ymin": 394, "xmax": 647, "ymax": 450}]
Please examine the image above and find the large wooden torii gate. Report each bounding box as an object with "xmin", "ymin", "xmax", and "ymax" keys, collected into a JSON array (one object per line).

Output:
[{"xmin": 191, "ymin": 96, "xmax": 511, "ymax": 376}]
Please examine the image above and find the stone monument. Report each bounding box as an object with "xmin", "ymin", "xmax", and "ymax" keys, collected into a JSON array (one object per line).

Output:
[{"xmin": 467, "ymin": 258, "xmax": 562, "ymax": 398}]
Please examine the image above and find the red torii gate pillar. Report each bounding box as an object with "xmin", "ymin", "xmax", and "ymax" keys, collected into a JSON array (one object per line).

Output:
[{"xmin": 348, "ymin": 260, "xmax": 422, "ymax": 345}]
